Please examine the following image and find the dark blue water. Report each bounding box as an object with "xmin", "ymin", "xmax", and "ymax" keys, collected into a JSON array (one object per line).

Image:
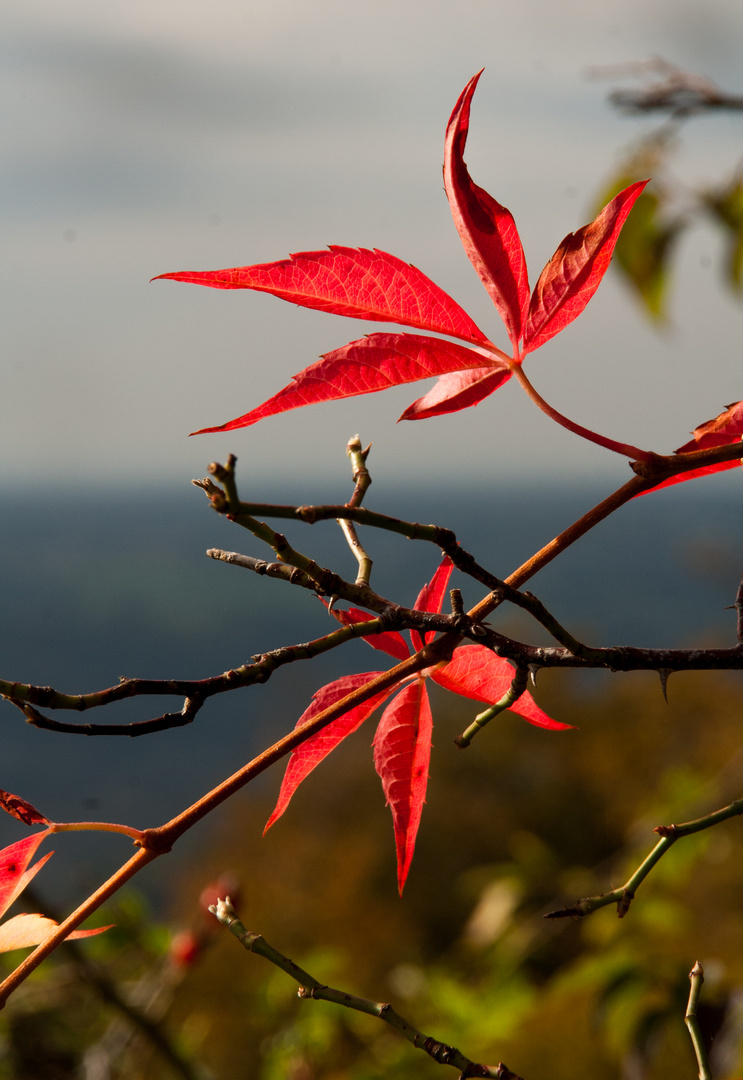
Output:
[{"xmin": 0, "ymin": 476, "xmax": 740, "ymax": 905}]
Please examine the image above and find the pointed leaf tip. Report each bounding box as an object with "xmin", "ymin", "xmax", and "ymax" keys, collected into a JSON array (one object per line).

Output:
[
  {"xmin": 157, "ymin": 247, "xmax": 489, "ymax": 345},
  {"xmin": 373, "ymin": 679, "xmax": 433, "ymax": 895},
  {"xmin": 445, "ymin": 74, "xmax": 529, "ymax": 349},
  {"xmin": 522, "ymin": 180, "xmax": 649, "ymax": 355}
]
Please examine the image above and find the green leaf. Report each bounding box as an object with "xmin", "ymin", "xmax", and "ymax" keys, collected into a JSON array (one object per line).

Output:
[{"xmin": 703, "ymin": 176, "xmax": 743, "ymax": 293}]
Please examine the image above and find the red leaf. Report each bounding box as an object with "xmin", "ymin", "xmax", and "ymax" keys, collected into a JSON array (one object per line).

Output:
[
  {"xmin": 155, "ymin": 246, "xmax": 490, "ymax": 346},
  {"xmin": 0, "ymin": 833, "xmax": 52, "ymax": 920},
  {"xmin": 373, "ymin": 678, "xmax": 433, "ymax": 895},
  {"xmin": 399, "ymin": 365, "xmax": 512, "ymax": 421},
  {"xmin": 321, "ymin": 601, "xmax": 410, "ymax": 661},
  {"xmin": 192, "ymin": 333, "xmax": 500, "ymax": 435},
  {"xmin": 410, "ymin": 556, "xmax": 455, "ymax": 651},
  {"xmin": 264, "ymin": 672, "xmax": 393, "ymax": 832},
  {"xmin": 640, "ymin": 401, "xmax": 743, "ymax": 495},
  {"xmin": 431, "ymin": 645, "xmax": 573, "ymax": 730},
  {"xmin": 522, "ymin": 181, "xmax": 649, "ymax": 355},
  {"xmin": 0, "ymin": 790, "xmax": 50, "ymax": 827},
  {"xmin": 444, "ymin": 72, "xmax": 530, "ymax": 349}
]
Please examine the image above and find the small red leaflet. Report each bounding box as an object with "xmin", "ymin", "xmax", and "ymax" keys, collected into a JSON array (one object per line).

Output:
[
  {"xmin": 264, "ymin": 558, "xmax": 570, "ymax": 895},
  {"xmin": 155, "ymin": 73, "xmax": 646, "ymax": 439}
]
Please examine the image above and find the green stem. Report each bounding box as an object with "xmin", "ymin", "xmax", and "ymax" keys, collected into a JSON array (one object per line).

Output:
[
  {"xmin": 546, "ymin": 795, "xmax": 743, "ymax": 920},
  {"xmin": 455, "ymin": 668, "xmax": 529, "ymax": 748},
  {"xmin": 685, "ymin": 962, "xmax": 712, "ymax": 1080}
]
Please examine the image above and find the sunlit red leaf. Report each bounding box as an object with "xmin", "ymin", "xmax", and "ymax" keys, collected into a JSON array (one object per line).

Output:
[
  {"xmin": 373, "ymin": 678, "xmax": 433, "ymax": 895},
  {"xmin": 431, "ymin": 645, "xmax": 573, "ymax": 730},
  {"xmin": 0, "ymin": 913, "xmax": 110, "ymax": 953},
  {"xmin": 444, "ymin": 71, "xmax": 529, "ymax": 349},
  {"xmin": 410, "ymin": 556, "xmax": 455, "ymax": 651},
  {"xmin": 321, "ymin": 600, "xmax": 410, "ymax": 660},
  {"xmin": 155, "ymin": 246, "xmax": 490, "ymax": 346},
  {"xmin": 522, "ymin": 181, "xmax": 649, "ymax": 355},
  {"xmin": 0, "ymin": 790, "xmax": 50, "ymax": 827},
  {"xmin": 399, "ymin": 365, "xmax": 512, "ymax": 420},
  {"xmin": 264, "ymin": 672, "xmax": 393, "ymax": 832},
  {"xmin": 192, "ymin": 334, "xmax": 500, "ymax": 435}
]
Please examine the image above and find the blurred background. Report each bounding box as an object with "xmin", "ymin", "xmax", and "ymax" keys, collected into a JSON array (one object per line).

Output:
[{"xmin": 1, "ymin": 0, "xmax": 743, "ymax": 1076}]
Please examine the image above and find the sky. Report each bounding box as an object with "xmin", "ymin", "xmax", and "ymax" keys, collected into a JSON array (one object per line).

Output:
[{"xmin": 3, "ymin": 0, "xmax": 742, "ymax": 492}]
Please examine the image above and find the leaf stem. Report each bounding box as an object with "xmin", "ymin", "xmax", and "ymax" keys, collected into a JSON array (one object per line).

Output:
[
  {"xmin": 511, "ymin": 363, "xmax": 655, "ymax": 462},
  {"xmin": 48, "ymin": 821, "xmax": 145, "ymax": 842}
]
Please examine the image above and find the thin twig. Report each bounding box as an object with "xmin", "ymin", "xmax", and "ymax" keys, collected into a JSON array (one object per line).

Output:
[
  {"xmin": 686, "ymin": 962, "xmax": 713, "ymax": 1080},
  {"xmin": 209, "ymin": 897, "xmax": 522, "ymax": 1080},
  {"xmin": 337, "ymin": 435, "xmax": 374, "ymax": 585},
  {"xmin": 545, "ymin": 796, "xmax": 743, "ymax": 920},
  {"xmin": 454, "ymin": 667, "xmax": 529, "ymax": 748}
]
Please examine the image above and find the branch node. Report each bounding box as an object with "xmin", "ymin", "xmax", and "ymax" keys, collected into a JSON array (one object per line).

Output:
[{"xmin": 617, "ymin": 889, "xmax": 635, "ymax": 918}]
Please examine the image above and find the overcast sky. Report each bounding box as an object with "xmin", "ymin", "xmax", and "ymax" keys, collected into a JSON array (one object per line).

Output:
[{"xmin": 3, "ymin": 0, "xmax": 742, "ymax": 493}]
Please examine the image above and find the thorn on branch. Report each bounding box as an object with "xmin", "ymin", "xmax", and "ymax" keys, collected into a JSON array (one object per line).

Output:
[
  {"xmin": 543, "ymin": 906, "xmax": 583, "ymax": 920},
  {"xmin": 657, "ymin": 668, "xmax": 672, "ymax": 702}
]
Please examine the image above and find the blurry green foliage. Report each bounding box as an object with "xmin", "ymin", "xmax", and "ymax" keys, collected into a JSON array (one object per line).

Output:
[
  {"xmin": 704, "ymin": 176, "xmax": 743, "ymax": 292},
  {"xmin": 599, "ymin": 170, "xmax": 684, "ymax": 321}
]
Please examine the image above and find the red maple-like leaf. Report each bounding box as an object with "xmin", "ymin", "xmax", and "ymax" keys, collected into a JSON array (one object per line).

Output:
[
  {"xmin": 156, "ymin": 73, "xmax": 646, "ymax": 441},
  {"xmin": 266, "ymin": 557, "xmax": 567, "ymax": 894}
]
